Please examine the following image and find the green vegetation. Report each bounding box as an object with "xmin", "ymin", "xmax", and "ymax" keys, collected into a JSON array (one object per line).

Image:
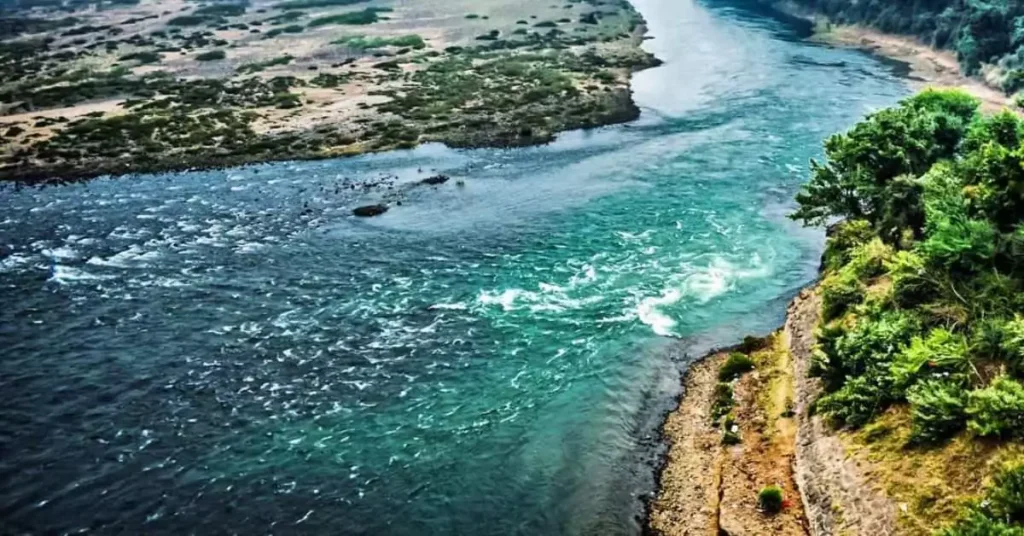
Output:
[
  {"xmin": 167, "ymin": 15, "xmax": 211, "ymax": 27},
  {"xmin": 195, "ymin": 50, "xmax": 226, "ymax": 62},
  {"xmin": 119, "ymin": 51, "xmax": 161, "ymax": 64},
  {"xmin": 794, "ymin": 88, "xmax": 1024, "ymax": 532},
  {"xmin": 308, "ymin": 8, "xmax": 390, "ymax": 27},
  {"xmin": 332, "ymin": 34, "xmax": 425, "ymax": 51},
  {"xmin": 276, "ymin": 0, "xmax": 368, "ymax": 9},
  {"xmin": 719, "ymin": 352, "xmax": 756, "ymax": 382},
  {"xmin": 193, "ymin": 4, "xmax": 246, "ymax": 17},
  {"xmin": 758, "ymin": 485, "xmax": 785, "ymax": 514},
  {"xmin": 711, "ymin": 381, "xmax": 735, "ymax": 424},
  {"xmin": 236, "ymin": 55, "xmax": 293, "ymax": 74},
  {"xmin": 939, "ymin": 463, "xmax": 1024, "ymax": 534},
  {"xmin": 774, "ymin": 0, "xmax": 1024, "ymax": 93}
]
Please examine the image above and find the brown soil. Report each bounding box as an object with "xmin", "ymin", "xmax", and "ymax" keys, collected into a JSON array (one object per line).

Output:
[
  {"xmin": 650, "ymin": 288, "xmax": 903, "ymax": 536},
  {"xmin": 648, "ymin": 351, "xmax": 727, "ymax": 535},
  {"xmin": 815, "ymin": 25, "xmax": 1011, "ymax": 112},
  {"xmin": 649, "ymin": 336, "xmax": 809, "ymax": 536}
]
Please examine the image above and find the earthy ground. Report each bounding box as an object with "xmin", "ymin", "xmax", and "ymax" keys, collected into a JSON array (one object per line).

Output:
[
  {"xmin": 650, "ymin": 334, "xmax": 810, "ymax": 536},
  {"xmin": 652, "ymin": 286, "xmax": 1024, "ymax": 536},
  {"xmin": 770, "ymin": 0, "xmax": 1012, "ymax": 112},
  {"xmin": 0, "ymin": 0, "xmax": 658, "ymax": 182},
  {"xmin": 813, "ymin": 25, "xmax": 1011, "ymax": 112}
]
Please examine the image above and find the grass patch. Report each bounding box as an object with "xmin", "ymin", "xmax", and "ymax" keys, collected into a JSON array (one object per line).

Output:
[
  {"xmin": 332, "ymin": 34, "xmax": 424, "ymax": 51},
  {"xmin": 308, "ymin": 8, "xmax": 390, "ymax": 27},
  {"xmin": 277, "ymin": 0, "xmax": 367, "ymax": 9},
  {"xmin": 236, "ymin": 55, "xmax": 293, "ymax": 74},
  {"xmin": 195, "ymin": 50, "xmax": 226, "ymax": 62}
]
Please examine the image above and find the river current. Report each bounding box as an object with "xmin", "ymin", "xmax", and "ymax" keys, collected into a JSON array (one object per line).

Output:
[{"xmin": 0, "ymin": 0, "xmax": 907, "ymax": 534}]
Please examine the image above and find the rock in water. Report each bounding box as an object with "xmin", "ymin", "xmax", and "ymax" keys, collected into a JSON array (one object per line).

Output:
[
  {"xmin": 353, "ymin": 204, "xmax": 388, "ymax": 217},
  {"xmin": 420, "ymin": 174, "xmax": 450, "ymax": 185}
]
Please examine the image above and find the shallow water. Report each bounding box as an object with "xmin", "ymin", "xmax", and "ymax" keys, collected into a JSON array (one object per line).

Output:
[{"xmin": 0, "ymin": 0, "xmax": 907, "ymax": 534}]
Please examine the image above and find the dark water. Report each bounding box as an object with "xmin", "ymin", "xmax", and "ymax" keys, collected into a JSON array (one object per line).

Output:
[{"xmin": 0, "ymin": 1, "xmax": 907, "ymax": 534}]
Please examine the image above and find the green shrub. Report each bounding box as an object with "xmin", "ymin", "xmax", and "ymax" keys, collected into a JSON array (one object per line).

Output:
[
  {"xmin": 967, "ymin": 376, "xmax": 1024, "ymax": 438},
  {"xmin": 886, "ymin": 250, "xmax": 934, "ymax": 308},
  {"xmin": 820, "ymin": 268, "xmax": 864, "ymax": 321},
  {"xmin": 277, "ymin": 0, "xmax": 367, "ymax": 9},
  {"xmin": 988, "ymin": 463, "xmax": 1024, "ymax": 523},
  {"xmin": 711, "ymin": 382, "xmax": 734, "ymax": 424},
  {"xmin": 195, "ymin": 50, "xmax": 226, "ymax": 61},
  {"xmin": 906, "ymin": 379, "xmax": 968, "ymax": 443},
  {"xmin": 891, "ymin": 328, "xmax": 970, "ymax": 388},
  {"xmin": 937, "ymin": 510, "xmax": 1024, "ymax": 535},
  {"xmin": 308, "ymin": 8, "xmax": 388, "ymax": 27},
  {"xmin": 168, "ymin": 15, "xmax": 210, "ymax": 27},
  {"xmin": 822, "ymin": 219, "xmax": 876, "ymax": 271},
  {"xmin": 817, "ymin": 375, "xmax": 893, "ymax": 428},
  {"xmin": 719, "ymin": 352, "xmax": 755, "ymax": 382},
  {"xmin": 721, "ymin": 413, "xmax": 741, "ymax": 444},
  {"xmin": 758, "ymin": 485, "xmax": 784, "ymax": 514},
  {"xmin": 119, "ymin": 51, "xmax": 161, "ymax": 64},
  {"xmin": 1000, "ymin": 316, "xmax": 1024, "ymax": 375}
]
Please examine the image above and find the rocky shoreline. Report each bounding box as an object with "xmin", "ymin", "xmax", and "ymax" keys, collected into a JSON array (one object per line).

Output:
[{"xmin": 646, "ymin": 287, "xmax": 897, "ymax": 536}]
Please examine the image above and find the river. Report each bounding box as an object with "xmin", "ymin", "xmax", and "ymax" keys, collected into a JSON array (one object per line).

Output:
[{"xmin": 0, "ymin": 0, "xmax": 907, "ymax": 533}]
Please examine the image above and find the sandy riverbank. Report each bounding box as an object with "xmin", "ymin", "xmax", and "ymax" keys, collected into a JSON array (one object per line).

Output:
[{"xmin": 813, "ymin": 24, "xmax": 1011, "ymax": 112}]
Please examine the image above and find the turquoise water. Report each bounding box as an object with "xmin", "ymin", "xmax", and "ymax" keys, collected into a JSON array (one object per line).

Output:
[{"xmin": 0, "ymin": 0, "xmax": 907, "ymax": 533}]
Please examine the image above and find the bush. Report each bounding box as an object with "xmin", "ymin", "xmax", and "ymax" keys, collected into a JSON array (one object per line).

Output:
[
  {"xmin": 722, "ymin": 413, "xmax": 741, "ymax": 445},
  {"xmin": 817, "ymin": 375, "xmax": 893, "ymax": 428},
  {"xmin": 195, "ymin": 50, "xmax": 226, "ymax": 61},
  {"xmin": 711, "ymin": 382, "xmax": 734, "ymax": 424},
  {"xmin": 719, "ymin": 352, "xmax": 755, "ymax": 382},
  {"xmin": 967, "ymin": 376, "xmax": 1024, "ymax": 438},
  {"xmin": 758, "ymin": 485, "xmax": 784, "ymax": 514},
  {"xmin": 891, "ymin": 328, "xmax": 970, "ymax": 388},
  {"xmin": 937, "ymin": 510, "xmax": 1024, "ymax": 535},
  {"xmin": 822, "ymin": 219, "xmax": 875, "ymax": 271},
  {"xmin": 820, "ymin": 268, "xmax": 864, "ymax": 321},
  {"xmin": 988, "ymin": 463, "xmax": 1024, "ymax": 524},
  {"xmin": 1001, "ymin": 316, "xmax": 1024, "ymax": 375},
  {"xmin": 906, "ymin": 379, "xmax": 968, "ymax": 443}
]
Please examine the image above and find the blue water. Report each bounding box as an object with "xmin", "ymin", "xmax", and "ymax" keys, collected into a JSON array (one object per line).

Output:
[{"xmin": 0, "ymin": 0, "xmax": 907, "ymax": 533}]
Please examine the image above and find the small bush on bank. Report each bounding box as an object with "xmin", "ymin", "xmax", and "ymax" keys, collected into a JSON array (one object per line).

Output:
[
  {"xmin": 195, "ymin": 50, "xmax": 226, "ymax": 61},
  {"xmin": 906, "ymin": 379, "xmax": 968, "ymax": 443},
  {"xmin": 967, "ymin": 376, "xmax": 1024, "ymax": 439},
  {"xmin": 711, "ymin": 382, "xmax": 734, "ymax": 424},
  {"xmin": 719, "ymin": 352, "xmax": 755, "ymax": 382},
  {"xmin": 758, "ymin": 485, "xmax": 784, "ymax": 514}
]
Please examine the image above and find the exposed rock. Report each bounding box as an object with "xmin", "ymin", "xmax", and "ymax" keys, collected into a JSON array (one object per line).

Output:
[
  {"xmin": 788, "ymin": 289, "xmax": 897, "ymax": 536},
  {"xmin": 352, "ymin": 204, "xmax": 388, "ymax": 217}
]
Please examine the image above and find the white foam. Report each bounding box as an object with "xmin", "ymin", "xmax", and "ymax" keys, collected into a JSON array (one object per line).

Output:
[
  {"xmin": 0, "ymin": 254, "xmax": 30, "ymax": 272},
  {"xmin": 637, "ymin": 288, "xmax": 682, "ymax": 337},
  {"xmin": 49, "ymin": 264, "xmax": 113, "ymax": 285},
  {"xmin": 428, "ymin": 302, "xmax": 468, "ymax": 311},
  {"xmin": 43, "ymin": 246, "xmax": 78, "ymax": 260}
]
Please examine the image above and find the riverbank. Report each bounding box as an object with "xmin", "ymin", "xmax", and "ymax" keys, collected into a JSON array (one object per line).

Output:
[
  {"xmin": 767, "ymin": 1, "xmax": 1013, "ymax": 112},
  {"xmin": 0, "ymin": 0, "xmax": 658, "ymax": 184},
  {"xmin": 812, "ymin": 25, "xmax": 1011, "ymax": 112},
  {"xmin": 649, "ymin": 288, "xmax": 896, "ymax": 536}
]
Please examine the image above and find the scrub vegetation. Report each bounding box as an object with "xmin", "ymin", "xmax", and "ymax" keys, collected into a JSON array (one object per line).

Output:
[
  {"xmin": 0, "ymin": 0, "xmax": 657, "ymax": 183},
  {"xmin": 770, "ymin": 0, "xmax": 1024, "ymax": 94},
  {"xmin": 793, "ymin": 88, "xmax": 1024, "ymax": 533}
]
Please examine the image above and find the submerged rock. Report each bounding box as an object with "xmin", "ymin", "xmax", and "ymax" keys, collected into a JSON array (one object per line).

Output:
[
  {"xmin": 419, "ymin": 174, "xmax": 450, "ymax": 186},
  {"xmin": 352, "ymin": 204, "xmax": 389, "ymax": 217}
]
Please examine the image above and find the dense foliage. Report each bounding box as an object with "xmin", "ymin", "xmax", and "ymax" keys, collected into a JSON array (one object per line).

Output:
[
  {"xmin": 777, "ymin": 0, "xmax": 1024, "ymax": 93},
  {"xmin": 794, "ymin": 89, "xmax": 1024, "ymax": 531}
]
